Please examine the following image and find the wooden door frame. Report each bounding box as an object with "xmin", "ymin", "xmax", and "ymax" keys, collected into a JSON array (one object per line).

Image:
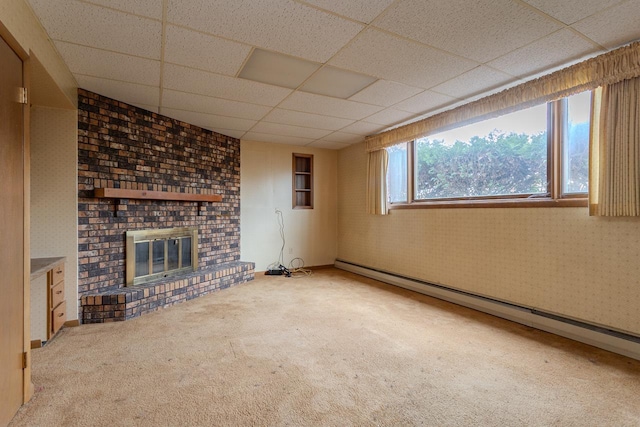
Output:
[{"xmin": 0, "ymin": 20, "xmax": 33, "ymax": 405}]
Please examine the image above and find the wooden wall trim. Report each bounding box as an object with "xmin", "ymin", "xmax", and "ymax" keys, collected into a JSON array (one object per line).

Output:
[{"xmin": 23, "ymin": 55, "xmax": 33, "ymax": 403}]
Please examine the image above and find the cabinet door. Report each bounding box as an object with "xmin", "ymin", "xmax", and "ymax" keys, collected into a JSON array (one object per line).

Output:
[
  {"xmin": 52, "ymin": 301, "xmax": 67, "ymax": 336},
  {"xmin": 52, "ymin": 263, "xmax": 64, "ymax": 286},
  {"xmin": 51, "ymin": 280, "xmax": 65, "ymax": 309}
]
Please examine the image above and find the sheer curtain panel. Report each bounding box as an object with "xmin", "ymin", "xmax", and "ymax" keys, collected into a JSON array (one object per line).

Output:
[
  {"xmin": 366, "ymin": 149, "xmax": 389, "ymax": 215},
  {"xmin": 589, "ymin": 77, "xmax": 640, "ymax": 216}
]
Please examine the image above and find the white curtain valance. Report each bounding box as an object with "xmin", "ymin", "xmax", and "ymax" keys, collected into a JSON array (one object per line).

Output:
[{"xmin": 366, "ymin": 41, "xmax": 640, "ymax": 152}]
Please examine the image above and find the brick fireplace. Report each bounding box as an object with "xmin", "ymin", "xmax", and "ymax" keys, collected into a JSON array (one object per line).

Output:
[{"xmin": 77, "ymin": 89, "xmax": 254, "ymax": 323}]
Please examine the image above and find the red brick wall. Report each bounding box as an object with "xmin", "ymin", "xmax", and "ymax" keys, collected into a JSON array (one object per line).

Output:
[{"xmin": 77, "ymin": 89, "xmax": 241, "ymax": 297}]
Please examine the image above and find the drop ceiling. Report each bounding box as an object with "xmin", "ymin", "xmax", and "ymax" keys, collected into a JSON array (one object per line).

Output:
[{"xmin": 27, "ymin": 0, "xmax": 640, "ymax": 150}]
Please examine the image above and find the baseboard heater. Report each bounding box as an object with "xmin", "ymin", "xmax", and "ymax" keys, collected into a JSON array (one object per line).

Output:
[{"xmin": 334, "ymin": 259, "xmax": 640, "ymax": 361}]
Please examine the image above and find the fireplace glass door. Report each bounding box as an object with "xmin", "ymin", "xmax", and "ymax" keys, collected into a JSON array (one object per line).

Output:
[{"xmin": 126, "ymin": 227, "xmax": 198, "ymax": 286}]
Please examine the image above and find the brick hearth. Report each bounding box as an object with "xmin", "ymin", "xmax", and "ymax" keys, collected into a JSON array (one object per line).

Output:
[
  {"xmin": 77, "ymin": 89, "xmax": 254, "ymax": 322},
  {"xmin": 81, "ymin": 262, "xmax": 254, "ymax": 323}
]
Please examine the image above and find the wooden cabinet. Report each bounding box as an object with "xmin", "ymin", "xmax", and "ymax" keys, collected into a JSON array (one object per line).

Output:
[
  {"xmin": 51, "ymin": 301, "xmax": 67, "ymax": 337},
  {"xmin": 51, "ymin": 280, "xmax": 65, "ymax": 309},
  {"xmin": 292, "ymin": 153, "xmax": 313, "ymax": 209},
  {"xmin": 48, "ymin": 263, "xmax": 66, "ymax": 338},
  {"xmin": 30, "ymin": 257, "xmax": 66, "ymax": 342}
]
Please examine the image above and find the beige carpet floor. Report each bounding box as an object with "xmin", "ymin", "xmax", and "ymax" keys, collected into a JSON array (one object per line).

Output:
[{"xmin": 10, "ymin": 268, "xmax": 640, "ymax": 426}]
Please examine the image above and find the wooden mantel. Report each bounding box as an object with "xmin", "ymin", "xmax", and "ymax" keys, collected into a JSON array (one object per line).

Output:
[{"xmin": 94, "ymin": 188, "xmax": 222, "ymax": 202}]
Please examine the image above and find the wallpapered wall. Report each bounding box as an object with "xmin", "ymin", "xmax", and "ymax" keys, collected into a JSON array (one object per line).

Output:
[
  {"xmin": 30, "ymin": 106, "xmax": 78, "ymax": 340},
  {"xmin": 337, "ymin": 142, "xmax": 640, "ymax": 336},
  {"xmin": 241, "ymin": 140, "xmax": 337, "ymax": 271}
]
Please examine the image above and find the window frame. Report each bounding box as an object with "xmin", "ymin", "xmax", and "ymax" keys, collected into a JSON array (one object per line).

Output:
[{"xmin": 388, "ymin": 95, "xmax": 590, "ymax": 209}]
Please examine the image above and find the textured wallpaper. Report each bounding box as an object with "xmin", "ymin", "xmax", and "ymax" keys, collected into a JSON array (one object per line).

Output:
[
  {"xmin": 30, "ymin": 106, "xmax": 78, "ymax": 340},
  {"xmin": 338, "ymin": 142, "xmax": 640, "ymax": 336},
  {"xmin": 241, "ymin": 140, "xmax": 338, "ymax": 271}
]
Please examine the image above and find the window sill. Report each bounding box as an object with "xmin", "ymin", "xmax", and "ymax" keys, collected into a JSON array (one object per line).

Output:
[{"xmin": 389, "ymin": 197, "xmax": 588, "ymax": 210}]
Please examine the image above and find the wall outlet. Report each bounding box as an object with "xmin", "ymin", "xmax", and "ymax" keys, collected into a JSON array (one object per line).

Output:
[{"xmin": 289, "ymin": 247, "xmax": 293, "ymax": 254}]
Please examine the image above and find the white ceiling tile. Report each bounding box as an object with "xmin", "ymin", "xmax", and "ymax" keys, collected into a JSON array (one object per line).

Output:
[
  {"xmin": 321, "ymin": 132, "xmax": 365, "ymax": 144},
  {"xmin": 349, "ymin": 80, "xmax": 423, "ymax": 107},
  {"xmin": 572, "ymin": 1, "xmax": 640, "ymax": 49},
  {"xmin": 76, "ymin": 75, "xmax": 160, "ymax": 106},
  {"xmin": 238, "ymin": 49, "xmax": 320, "ymax": 89},
  {"xmin": 300, "ymin": 66, "xmax": 377, "ymax": 99},
  {"xmin": 263, "ymin": 109, "xmax": 354, "ymax": 130},
  {"xmin": 163, "ymin": 64, "xmax": 292, "ymax": 106},
  {"xmin": 242, "ymin": 132, "xmax": 315, "ymax": 145},
  {"xmin": 251, "ymin": 122, "xmax": 332, "ymax": 139},
  {"xmin": 431, "ymin": 66, "xmax": 516, "ymax": 100},
  {"xmin": 127, "ymin": 104, "xmax": 158, "ymax": 113},
  {"xmin": 522, "ymin": 0, "xmax": 622, "ymax": 25},
  {"xmin": 393, "ymin": 91, "xmax": 457, "ymax": 114},
  {"xmin": 375, "ymin": 0, "xmax": 562, "ymax": 62},
  {"xmin": 28, "ymin": 0, "xmax": 640, "ymax": 151},
  {"xmin": 363, "ymin": 109, "xmax": 417, "ymax": 127},
  {"xmin": 487, "ymin": 29, "xmax": 603, "ymax": 78},
  {"xmin": 164, "ymin": 25, "xmax": 252, "ymax": 76},
  {"xmin": 330, "ymin": 29, "xmax": 478, "ymax": 89},
  {"xmin": 161, "ymin": 108, "xmax": 257, "ymax": 131},
  {"xmin": 81, "ymin": 0, "xmax": 163, "ymax": 20},
  {"xmin": 161, "ymin": 90, "xmax": 271, "ymax": 121},
  {"xmin": 210, "ymin": 129, "xmax": 246, "ymax": 139},
  {"xmin": 166, "ymin": 0, "xmax": 364, "ymax": 62},
  {"xmin": 28, "ymin": 0, "xmax": 162, "ymax": 59},
  {"xmin": 279, "ymin": 92, "xmax": 384, "ymax": 120},
  {"xmin": 339, "ymin": 121, "xmax": 387, "ymax": 135},
  {"xmin": 56, "ymin": 41, "xmax": 160, "ymax": 86},
  {"xmin": 307, "ymin": 140, "xmax": 350, "ymax": 150},
  {"xmin": 300, "ymin": 0, "xmax": 395, "ymax": 23}
]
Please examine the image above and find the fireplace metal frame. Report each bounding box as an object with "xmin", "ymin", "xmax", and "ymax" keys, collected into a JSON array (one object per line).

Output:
[{"xmin": 125, "ymin": 227, "xmax": 198, "ymax": 286}]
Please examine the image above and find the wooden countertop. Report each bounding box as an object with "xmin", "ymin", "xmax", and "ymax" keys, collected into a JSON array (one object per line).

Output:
[{"xmin": 30, "ymin": 257, "xmax": 66, "ymax": 280}]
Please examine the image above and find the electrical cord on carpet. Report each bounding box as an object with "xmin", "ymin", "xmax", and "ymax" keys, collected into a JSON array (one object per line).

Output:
[{"xmin": 288, "ymin": 257, "xmax": 312, "ymax": 278}]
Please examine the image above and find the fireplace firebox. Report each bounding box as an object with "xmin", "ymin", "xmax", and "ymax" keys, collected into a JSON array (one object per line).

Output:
[{"xmin": 126, "ymin": 227, "xmax": 198, "ymax": 286}]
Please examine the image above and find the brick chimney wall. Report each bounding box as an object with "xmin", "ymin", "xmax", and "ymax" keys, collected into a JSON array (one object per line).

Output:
[{"xmin": 77, "ymin": 89, "xmax": 242, "ymax": 299}]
